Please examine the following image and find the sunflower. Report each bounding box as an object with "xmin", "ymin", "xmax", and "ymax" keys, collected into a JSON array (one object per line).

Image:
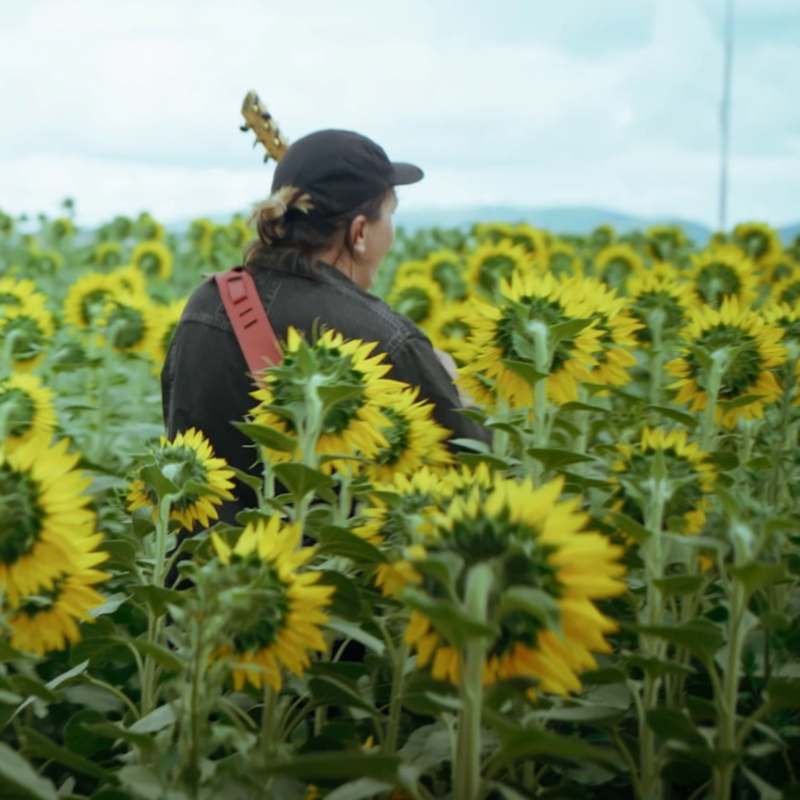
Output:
[
  {"xmin": 424, "ymin": 250, "xmax": 468, "ymax": 301},
  {"xmin": 63, "ymin": 272, "xmax": 120, "ymax": 330},
  {"xmin": 149, "ymin": 298, "xmax": 187, "ymax": 368},
  {"xmin": 249, "ymin": 328, "xmax": 400, "ymax": 471},
  {"xmin": 580, "ymin": 278, "xmax": 643, "ymax": 387},
  {"xmin": 0, "ymin": 212, "xmax": 15, "ymax": 236},
  {"xmin": 0, "ymin": 305, "xmax": 55, "ymax": 372},
  {"xmin": 426, "ymin": 300, "xmax": 479, "ymax": 357},
  {"xmin": 94, "ymin": 294, "xmax": 160, "ymax": 356},
  {"xmin": 136, "ymin": 213, "xmax": 166, "ymax": 242},
  {"xmin": 28, "ymin": 248, "xmax": 64, "ymax": 275},
  {"xmin": 7, "ymin": 557, "xmax": 109, "ymax": 656},
  {"xmin": 387, "ymin": 273, "xmax": 445, "ymax": 329},
  {"xmin": 457, "ymin": 271, "xmax": 603, "ymax": 407},
  {"xmin": 0, "ymin": 436, "xmax": 105, "ymax": 607},
  {"xmin": 131, "ymin": 240, "xmax": 173, "ymax": 280},
  {"xmin": 110, "ymin": 264, "xmax": 148, "ymax": 296},
  {"xmin": 506, "ymin": 224, "xmax": 550, "ymax": 260},
  {"xmin": 92, "ymin": 241, "xmax": 124, "ymax": 269},
  {"xmin": 403, "ymin": 475, "xmax": 626, "ymax": 695},
  {"xmin": 227, "ymin": 215, "xmax": 252, "ymax": 249},
  {"xmin": 0, "ymin": 277, "xmax": 48, "ymax": 316},
  {"xmin": 464, "ymin": 241, "xmax": 534, "ymax": 298},
  {"xmin": 127, "ymin": 427, "xmax": 236, "ymax": 531},
  {"xmin": 645, "ymin": 225, "xmax": 690, "ymax": 262},
  {"xmin": 759, "ymin": 253, "xmax": 800, "ymax": 288},
  {"xmin": 543, "ymin": 240, "xmax": 582, "ymax": 279},
  {"xmin": 593, "ymin": 244, "xmax": 647, "ymax": 292},
  {"xmin": 472, "ymin": 222, "xmax": 517, "ymax": 246},
  {"xmin": 393, "ymin": 259, "xmax": 429, "ymax": 286},
  {"xmin": 733, "ymin": 222, "xmax": 783, "ymax": 265},
  {"xmin": 209, "ymin": 516, "xmax": 334, "ymax": 691},
  {"xmin": 0, "ymin": 374, "xmax": 57, "ymax": 449},
  {"xmin": 626, "ymin": 270, "xmax": 693, "ymax": 345},
  {"xmin": 590, "ymin": 224, "xmax": 616, "ymax": 249},
  {"xmin": 365, "ymin": 386, "xmax": 453, "ymax": 482},
  {"xmin": 189, "ymin": 218, "xmax": 216, "ymax": 253},
  {"xmin": 685, "ymin": 245, "xmax": 758, "ymax": 310},
  {"xmin": 610, "ymin": 428, "xmax": 717, "ymax": 536},
  {"xmin": 665, "ymin": 296, "xmax": 787, "ymax": 428},
  {"xmin": 51, "ymin": 217, "xmax": 76, "ymax": 240},
  {"xmin": 761, "ymin": 302, "xmax": 800, "ymax": 400},
  {"xmin": 771, "ymin": 273, "xmax": 800, "ymax": 307}
]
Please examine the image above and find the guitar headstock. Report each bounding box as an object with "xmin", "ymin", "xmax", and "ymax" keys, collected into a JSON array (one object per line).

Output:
[{"xmin": 240, "ymin": 90, "xmax": 290, "ymax": 163}]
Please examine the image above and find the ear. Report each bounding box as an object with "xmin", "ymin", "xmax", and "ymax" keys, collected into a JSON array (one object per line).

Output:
[{"xmin": 348, "ymin": 214, "xmax": 369, "ymax": 254}]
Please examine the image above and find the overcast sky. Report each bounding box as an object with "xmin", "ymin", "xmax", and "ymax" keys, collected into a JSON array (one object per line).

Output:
[{"xmin": 1, "ymin": 0, "xmax": 798, "ymax": 228}]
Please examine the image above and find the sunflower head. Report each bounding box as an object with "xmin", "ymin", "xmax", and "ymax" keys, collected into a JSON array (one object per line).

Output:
[
  {"xmin": 686, "ymin": 245, "xmax": 758, "ymax": 309},
  {"xmin": 427, "ymin": 299, "xmax": 479, "ymax": 358},
  {"xmin": 590, "ymin": 224, "xmax": 616, "ymax": 249},
  {"xmin": 593, "ymin": 244, "xmax": 647, "ymax": 293},
  {"xmin": 425, "ymin": 250, "xmax": 468, "ymax": 301},
  {"xmin": 227, "ymin": 216, "xmax": 252, "ymax": 249},
  {"xmin": 51, "ymin": 217, "xmax": 76, "ymax": 241},
  {"xmin": 110, "ymin": 264, "xmax": 148, "ymax": 296},
  {"xmin": 626, "ymin": 270, "xmax": 693, "ymax": 345},
  {"xmin": 0, "ymin": 277, "xmax": 48, "ymax": 316},
  {"xmin": 150, "ymin": 298, "xmax": 187, "ymax": 368},
  {"xmin": 465, "ymin": 241, "xmax": 535, "ymax": 298},
  {"xmin": 135, "ymin": 213, "xmax": 166, "ymax": 242},
  {"xmin": 208, "ymin": 516, "xmax": 334, "ymax": 691},
  {"xmin": 0, "ymin": 305, "xmax": 55, "ymax": 372},
  {"xmin": 543, "ymin": 241, "xmax": 582, "ymax": 279},
  {"xmin": 92, "ymin": 241, "xmax": 124, "ymax": 269},
  {"xmin": 0, "ymin": 374, "xmax": 57, "ymax": 449},
  {"xmin": 0, "ymin": 212, "xmax": 15, "ymax": 236},
  {"xmin": 666, "ymin": 296, "xmax": 787, "ymax": 428},
  {"xmin": 63, "ymin": 272, "xmax": 121, "ymax": 330},
  {"xmin": 189, "ymin": 218, "xmax": 216, "ymax": 253},
  {"xmin": 131, "ymin": 241, "xmax": 174, "ymax": 280},
  {"xmin": 610, "ymin": 427, "xmax": 717, "ymax": 535},
  {"xmin": 733, "ymin": 222, "xmax": 783, "ymax": 264},
  {"xmin": 95, "ymin": 294, "xmax": 160, "ymax": 355},
  {"xmin": 645, "ymin": 225, "xmax": 690, "ymax": 262},
  {"xmin": 403, "ymin": 474, "xmax": 626, "ymax": 695},
  {"xmin": 387, "ymin": 273, "xmax": 445, "ymax": 327},
  {"xmin": 249, "ymin": 328, "xmax": 399, "ymax": 471},
  {"xmin": 128, "ymin": 428, "xmax": 236, "ymax": 530}
]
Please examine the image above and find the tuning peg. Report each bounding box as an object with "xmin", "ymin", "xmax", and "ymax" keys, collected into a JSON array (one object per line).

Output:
[
  {"xmin": 252, "ymin": 139, "xmax": 259, "ymax": 148},
  {"xmin": 263, "ymin": 154, "xmax": 270, "ymax": 163},
  {"xmin": 261, "ymin": 111, "xmax": 272, "ymax": 121},
  {"xmin": 239, "ymin": 124, "xmax": 250, "ymax": 132}
]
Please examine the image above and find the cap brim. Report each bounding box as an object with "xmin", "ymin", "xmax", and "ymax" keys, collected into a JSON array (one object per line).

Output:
[{"xmin": 390, "ymin": 162, "xmax": 424, "ymax": 186}]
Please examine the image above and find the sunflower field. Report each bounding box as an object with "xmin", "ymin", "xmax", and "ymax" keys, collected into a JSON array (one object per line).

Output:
[{"xmin": 2, "ymin": 204, "xmax": 800, "ymax": 800}]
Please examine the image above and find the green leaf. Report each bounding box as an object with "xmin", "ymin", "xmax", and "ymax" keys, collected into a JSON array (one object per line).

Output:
[
  {"xmin": 129, "ymin": 703, "xmax": 177, "ymax": 734},
  {"xmin": 137, "ymin": 464, "xmax": 179, "ymax": 500},
  {"xmin": 183, "ymin": 479, "xmax": 234, "ymax": 502},
  {"xmin": 82, "ymin": 722, "xmax": 153, "ymax": 750},
  {"xmin": 526, "ymin": 448, "xmax": 594, "ymax": 470},
  {"xmin": 21, "ymin": 727, "xmax": 115, "ymax": 782},
  {"xmin": 128, "ymin": 585, "xmax": 184, "ymax": 617},
  {"xmin": 449, "ymin": 437, "xmax": 491, "ymax": 454},
  {"xmin": 495, "ymin": 727, "xmax": 617, "ymax": 768},
  {"xmin": 621, "ymin": 654, "xmax": 695, "ymax": 679},
  {"xmin": 717, "ymin": 393, "xmax": 765, "ymax": 412},
  {"xmin": 414, "ymin": 552, "xmax": 464, "ymax": 596},
  {"xmin": 10, "ymin": 675, "xmax": 59, "ymax": 705},
  {"xmin": 317, "ymin": 526, "xmax": 387, "ymax": 564},
  {"xmin": 456, "ymin": 407, "xmax": 488, "ymax": 425},
  {"xmin": 730, "ymin": 561, "xmax": 787, "ymax": 592},
  {"xmin": 317, "ymin": 383, "xmax": 365, "ymax": 408},
  {"xmin": 499, "ymin": 587, "xmax": 562, "ymax": 635},
  {"xmin": 456, "ymin": 453, "xmax": 515, "ymax": 471},
  {"xmin": 742, "ymin": 767, "xmax": 782, "ymax": 800},
  {"xmin": 272, "ymin": 463, "xmax": 336, "ymax": 500},
  {"xmin": 127, "ymin": 639, "xmax": 184, "ymax": 675},
  {"xmin": 0, "ymin": 741, "xmax": 58, "ymax": 800},
  {"xmin": 231, "ymin": 421, "xmax": 297, "ymax": 453},
  {"xmin": 549, "ymin": 317, "xmax": 593, "ymax": 342},
  {"xmin": 608, "ymin": 512, "xmax": 651, "ymax": 543},
  {"xmin": 746, "ymin": 456, "xmax": 773, "ymax": 472},
  {"xmin": 65, "ymin": 709, "xmax": 114, "ymax": 758},
  {"xmin": 560, "ymin": 401, "xmax": 609, "ymax": 414},
  {"xmin": 767, "ymin": 678, "xmax": 800, "ymax": 711},
  {"xmin": 316, "ymin": 571, "xmax": 362, "ymax": 619},
  {"xmin": 708, "ymin": 451, "xmax": 740, "ymax": 472},
  {"xmin": 652, "ymin": 574, "xmax": 706, "ymax": 597},
  {"xmin": 227, "ymin": 465, "xmax": 263, "ymax": 492},
  {"xmin": 580, "ymin": 667, "xmax": 627, "ymax": 686},
  {"xmin": 500, "ymin": 359, "xmax": 548, "ymax": 386},
  {"xmin": 401, "ymin": 588, "xmax": 498, "ymax": 649},
  {"xmin": 534, "ymin": 704, "xmax": 626, "ymax": 726},
  {"xmin": 646, "ymin": 709, "xmax": 704, "ymax": 745},
  {"xmin": 260, "ymin": 753, "xmax": 401, "ymax": 782},
  {"xmin": 308, "ymin": 676, "xmax": 381, "ymax": 718},
  {"xmin": 645, "ymin": 405, "xmax": 699, "ymax": 430},
  {"xmin": 325, "ymin": 618, "xmax": 385, "ymax": 656},
  {"xmin": 628, "ymin": 618, "xmax": 723, "ymax": 659},
  {"xmin": 325, "ymin": 778, "xmax": 395, "ymax": 800}
]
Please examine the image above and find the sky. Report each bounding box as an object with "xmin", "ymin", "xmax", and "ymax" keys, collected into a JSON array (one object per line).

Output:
[{"xmin": 0, "ymin": 0, "xmax": 798, "ymax": 228}]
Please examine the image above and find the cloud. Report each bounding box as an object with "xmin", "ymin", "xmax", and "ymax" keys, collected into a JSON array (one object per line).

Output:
[{"xmin": 0, "ymin": 0, "xmax": 797, "ymax": 227}]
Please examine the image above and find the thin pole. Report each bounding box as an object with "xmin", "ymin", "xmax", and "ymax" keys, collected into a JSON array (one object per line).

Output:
[{"xmin": 718, "ymin": 0, "xmax": 736, "ymax": 232}]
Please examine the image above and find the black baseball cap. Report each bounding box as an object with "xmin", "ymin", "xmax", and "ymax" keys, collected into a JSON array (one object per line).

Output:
[{"xmin": 271, "ymin": 129, "xmax": 423, "ymax": 219}]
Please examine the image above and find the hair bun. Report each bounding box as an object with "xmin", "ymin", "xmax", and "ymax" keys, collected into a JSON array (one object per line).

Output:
[{"xmin": 249, "ymin": 186, "xmax": 314, "ymax": 245}]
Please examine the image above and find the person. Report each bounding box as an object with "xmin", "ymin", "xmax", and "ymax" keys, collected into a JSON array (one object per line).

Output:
[{"xmin": 161, "ymin": 129, "xmax": 490, "ymax": 522}]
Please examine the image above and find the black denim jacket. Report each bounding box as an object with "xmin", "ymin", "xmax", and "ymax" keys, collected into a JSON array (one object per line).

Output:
[{"xmin": 161, "ymin": 256, "xmax": 491, "ymax": 520}]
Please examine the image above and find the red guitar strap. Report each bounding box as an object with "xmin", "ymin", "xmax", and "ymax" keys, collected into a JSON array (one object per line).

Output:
[{"xmin": 214, "ymin": 267, "xmax": 282, "ymax": 385}]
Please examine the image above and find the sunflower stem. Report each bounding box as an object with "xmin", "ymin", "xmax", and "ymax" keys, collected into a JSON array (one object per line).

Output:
[
  {"xmin": 701, "ymin": 351, "xmax": 726, "ymax": 451},
  {"xmin": 384, "ymin": 639, "xmax": 410, "ymax": 754},
  {"xmin": 453, "ymin": 563, "xmax": 493, "ymax": 800},
  {"xmin": 530, "ymin": 321, "xmax": 551, "ymax": 484},
  {"xmin": 647, "ymin": 308, "xmax": 665, "ymax": 407}
]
